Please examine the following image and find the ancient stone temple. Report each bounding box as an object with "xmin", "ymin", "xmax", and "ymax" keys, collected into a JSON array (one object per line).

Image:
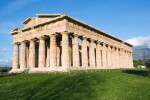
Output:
[{"xmin": 10, "ymin": 14, "xmax": 133, "ymax": 73}]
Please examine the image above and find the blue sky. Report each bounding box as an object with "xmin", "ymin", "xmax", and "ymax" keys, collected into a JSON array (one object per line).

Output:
[{"xmin": 0, "ymin": 0, "xmax": 150, "ymax": 66}]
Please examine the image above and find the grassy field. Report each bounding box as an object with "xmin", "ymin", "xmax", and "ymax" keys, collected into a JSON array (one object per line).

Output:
[{"xmin": 0, "ymin": 69, "xmax": 150, "ymax": 100}]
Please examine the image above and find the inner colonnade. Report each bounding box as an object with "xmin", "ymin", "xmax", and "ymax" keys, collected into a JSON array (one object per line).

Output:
[{"xmin": 13, "ymin": 32, "xmax": 133, "ymax": 72}]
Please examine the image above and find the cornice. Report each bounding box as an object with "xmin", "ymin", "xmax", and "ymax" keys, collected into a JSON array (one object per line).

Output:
[{"xmin": 10, "ymin": 14, "xmax": 132, "ymax": 47}]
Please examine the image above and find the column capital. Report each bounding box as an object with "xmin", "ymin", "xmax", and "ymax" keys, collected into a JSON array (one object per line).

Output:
[
  {"xmin": 82, "ymin": 36, "xmax": 88, "ymax": 40},
  {"xmin": 90, "ymin": 38, "xmax": 95, "ymax": 42},
  {"xmin": 111, "ymin": 45, "xmax": 116, "ymax": 48},
  {"xmin": 29, "ymin": 38, "xmax": 37, "ymax": 42},
  {"xmin": 39, "ymin": 36, "xmax": 46, "ymax": 40},
  {"xmin": 50, "ymin": 33, "xmax": 57, "ymax": 36},
  {"xmin": 21, "ymin": 41, "xmax": 26, "ymax": 45},
  {"xmin": 102, "ymin": 42, "xmax": 107, "ymax": 46},
  {"xmin": 107, "ymin": 44, "xmax": 112, "ymax": 49},
  {"xmin": 62, "ymin": 31, "xmax": 70, "ymax": 35},
  {"xmin": 96, "ymin": 40, "xmax": 101, "ymax": 44},
  {"xmin": 13, "ymin": 42, "xmax": 20, "ymax": 45},
  {"xmin": 73, "ymin": 33, "xmax": 79, "ymax": 37}
]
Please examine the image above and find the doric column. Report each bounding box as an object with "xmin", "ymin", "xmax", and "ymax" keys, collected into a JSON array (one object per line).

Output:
[
  {"xmin": 126, "ymin": 51, "xmax": 129, "ymax": 67},
  {"xmin": 111, "ymin": 47, "xmax": 115, "ymax": 67},
  {"xmin": 46, "ymin": 43, "xmax": 50, "ymax": 67},
  {"xmin": 50, "ymin": 34, "xmax": 57, "ymax": 67},
  {"xmin": 38, "ymin": 37, "xmax": 46, "ymax": 68},
  {"xmin": 128, "ymin": 52, "xmax": 131, "ymax": 67},
  {"xmin": 102, "ymin": 43, "xmax": 107, "ymax": 67},
  {"xmin": 107, "ymin": 45, "xmax": 112, "ymax": 68},
  {"xmin": 120, "ymin": 48, "xmax": 123, "ymax": 67},
  {"xmin": 119, "ymin": 48, "xmax": 122, "ymax": 67},
  {"xmin": 124, "ymin": 50, "xmax": 127, "ymax": 68},
  {"xmin": 29, "ymin": 39, "xmax": 35, "ymax": 68},
  {"xmin": 122, "ymin": 49, "xmax": 125, "ymax": 68},
  {"xmin": 96, "ymin": 41, "xmax": 101, "ymax": 67},
  {"xmin": 56, "ymin": 38, "xmax": 61, "ymax": 67},
  {"xmin": 82, "ymin": 37, "xmax": 88, "ymax": 67},
  {"xmin": 26, "ymin": 45, "xmax": 29, "ymax": 68},
  {"xmin": 127, "ymin": 51, "xmax": 130, "ymax": 68},
  {"xmin": 62, "ymin": 32, "xmax": 70, "ymax": 68},
  {"xmin": 20, "ymin": 41, "xmax": 27, "ymax": 69},
  {"xmin": 89, "ymin": 39, "xmax": 95, "ymax": 67},
  {"xmin": 116, "ymin": 47, "xmax": 119, "ymax": 68},
  {"xmin": 12, "ymin": 43, "xmax": 19, "ymax": 70},
  {"xmin": 130, "ymin": 51, "xmax": 133, "ymax": 68},
  {"xmin": 114, "ymin": 47, "xmax": 118, "ymax": 67},
  {"xmin": 69, "ymin": 37, "xmax": 72, "ymax": 66},
  {"xmin": 127, "ymin": 51, "xmax": 130, "ymax": 67},
  {"xmin": 73, "ymin": 34, "xmax": 79, "ymax": 67}
]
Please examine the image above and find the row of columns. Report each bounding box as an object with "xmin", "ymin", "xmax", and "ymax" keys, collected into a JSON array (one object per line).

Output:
[{"xmin": 12, "ymin": 31, "xmax": 133, "ymax": 70}]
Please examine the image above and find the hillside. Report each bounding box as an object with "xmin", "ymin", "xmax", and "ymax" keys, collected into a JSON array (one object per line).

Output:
[
  {"xmin": 133, "ymin": 47, "xmax": 150, "ymax": 60},
  {"xmin": 0, "ymin": 69, "xmax": 150, "ymax": 100}
]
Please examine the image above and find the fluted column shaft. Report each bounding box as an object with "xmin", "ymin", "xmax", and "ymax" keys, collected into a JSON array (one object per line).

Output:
[
  {"xmin": 62, "ymin": 32, "xmax": 70, "ymax": 68},
  {"xmin": 20, "ymin": 41, "xmax": 26, "ymax": 69},
  {"xmin": 89, "ymin": 39, "xmax": 95, "ymax": 67},
  {"xmin": 50, "ymin": 34, "xmax": 57, "ymax": 67},
  {"xmin": 120, "ymin": 49, "xmax": 123, "ymax": 67},
  {"xmin": 12, "ymin": 43, "xmax": 19, "ymax": 70},
  {"xmin": 69, "ymin": 37, "xmax": 72, "ymax": 66},
  {"xmin": 82, "ymin": 37, "xmax": 88, "ymax": 67},
  {"xmin": 56, "ymin": 39, "xmax": 61, "ymax": 67},
  {"xmin": 116, "ymin": 48, "xmax": 119, "ymax": 68},
  {"xmin": 112, "ymin": 47, "xmax": 116, "ymax": 67},
  {"xmin": 124, "ymin": 50, "xmax": 126, "ymax": 67},
  {"xmin": 119, "ymin": 49, "xmax": 122, "ymax": 67},
  {"xmin": 107, "ymin": 45, "xmax": 112, "ymax": 67},
  {"xmin": 38, "ymin": 37, "xmax": 46, "ymax": 68},
  {"xmin": 122, "ymin": 49, "xmax": 125, "ymax": 67},
  {"xmin": 114, "ymin": 47, "xmax": 118, "ymax": 67},
  {"xmin": 96, "ymin": 41, "xmax": 101, "ymax": 67},
  {"xmin": 127, "ymin": 51, "xmax": 130, "ymax": 67},
  {"xmin": 73, "ymin": 34, "xmax": 79, "ymax": 67},
  {"xmin": 46, "ymin": 45, "xmax": 50, "ymax": 67},
  {"xmin": 102, "ymin": 43, "xmax": 107, "ymax": 67},
  {"xmin": 26, "ymin": 45, "xmax": 29, "ymax": 68},
  {"xmin": 29, "ymin": 39, "xmax": 35, "ymax": 68},
  {"xmin": 130, "ymin": 52, "xmax": 133, "ymax": 67}
]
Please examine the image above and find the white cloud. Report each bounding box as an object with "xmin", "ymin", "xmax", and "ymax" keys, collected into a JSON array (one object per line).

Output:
[
  {"xmin": 2, "ymin": 0, "xmax": 39, "ymax": 14},
  {"xmin": 0, "ymin": 48, "xmax": 7, "ymax": 52},
  {"xmin": 125, "ymin": 36, "xmax": 150, "ymax": 48}
]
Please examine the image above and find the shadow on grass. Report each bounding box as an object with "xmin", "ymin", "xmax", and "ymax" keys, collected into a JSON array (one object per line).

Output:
[
  {"xmin": 5, "ymin": 73, "xmax": 105, "ymax": 100},
  {"xmin": 27, "ymin": 73, "xmax": 105, "ymax": 100},
  {"xmin": 122, "ymin": 69, "xmax": 149, "ymax": 77},
  {"xmin": 0, "ymin": 73, "xmax": 20, "ymax": 78}
]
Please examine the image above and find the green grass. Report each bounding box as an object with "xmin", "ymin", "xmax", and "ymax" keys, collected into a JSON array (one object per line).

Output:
[{"xmin": 0, "ymin": 69, "xmax": 150, "ymax": 100}]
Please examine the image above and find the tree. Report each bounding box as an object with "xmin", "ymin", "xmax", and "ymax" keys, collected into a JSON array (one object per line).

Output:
[
  {"xmin": 133, "ymin": 60, "xmax": 146, "ymax": 68},
  {"xmin": 143, "ymin": 52, "xmax": 150, "ymax": 76},
  {"xmin": 143, "ymin": 52, "xmax": 150, "ymax": 69},
  {"xmin": 0, "ymin": 67, "xmax": 11, "ymax": 74}
]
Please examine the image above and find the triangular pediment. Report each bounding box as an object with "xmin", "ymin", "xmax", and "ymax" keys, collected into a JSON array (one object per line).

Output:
[{"xmin": 23, "ymin": 14, "xmax": 63, "ymax": 28}]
